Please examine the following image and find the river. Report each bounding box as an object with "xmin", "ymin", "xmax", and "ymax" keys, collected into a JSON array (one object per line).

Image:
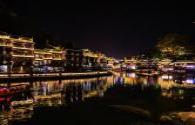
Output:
[{"xmin": 0, "ymin": 72, "xmax": 195, "ymax": 125}]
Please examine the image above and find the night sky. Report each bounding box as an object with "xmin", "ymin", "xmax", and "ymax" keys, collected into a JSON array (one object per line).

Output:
[{"xmin": 0, "ymin": 1, "xmax": 195, "ymax": 58}]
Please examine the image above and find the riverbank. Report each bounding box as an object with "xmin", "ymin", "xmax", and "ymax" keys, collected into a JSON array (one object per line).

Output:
[{"xmin": 0, "ymin": 71, "xmax": 112, "ymax": 83}]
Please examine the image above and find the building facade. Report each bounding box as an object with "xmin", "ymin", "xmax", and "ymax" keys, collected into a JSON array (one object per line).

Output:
[
  {"xmin": 0, "ymin": 34, "xmax": 34, "ymax": 73},
  {"xmin": 0, "ymin": 32, "xmax": 109, "ymax": 74},
  {"xmin": 34, "ymin": 49, "xmax": 65, "ymax": 73},
  {"xmin": 82, "ymin": 49, "xmax": 98, "ymax": 70},
  {"xmin": 64, "ymin": 49, "xmax": 83, "ymax": 71}
]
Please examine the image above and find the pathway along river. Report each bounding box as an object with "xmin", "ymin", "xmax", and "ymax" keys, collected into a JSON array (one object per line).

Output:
[{"xmin": 1, "ymin": 72, "xmax": 195, "ymax": 125}]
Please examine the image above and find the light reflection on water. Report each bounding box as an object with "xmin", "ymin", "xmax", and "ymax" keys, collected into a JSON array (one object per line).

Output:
[
  {"xmin": 0, "ymin": 77, "xmax": 114, "ymax": 124},
  {"xmin": 0, "ymin": 73, "xmax": 195, "ymax": 124}
]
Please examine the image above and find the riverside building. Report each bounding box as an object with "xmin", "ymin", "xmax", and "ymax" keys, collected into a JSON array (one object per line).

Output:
[
  {"xmin": 0, "ymin": 32, "xmax": 109, "ymax": 74},
  {"xmin": 34, "ymin": 49, "xmax": 65, "ymax": 73},
  {"xmin": 0, "ymin": 33, "xmax": 34, "ymax": 73}
]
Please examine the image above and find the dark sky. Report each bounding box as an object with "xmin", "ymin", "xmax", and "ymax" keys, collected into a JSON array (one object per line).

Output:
[{"xmin": 1, "ymin": 1, "xmax": 195, "ymax": 58}]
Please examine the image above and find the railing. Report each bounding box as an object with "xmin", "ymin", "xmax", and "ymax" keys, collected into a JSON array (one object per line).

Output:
[
  {"xmin": 12, "ymin": 46, "xmax": 34, "ymax": 50},
  {"xmin": 12, "ymin": 55, "xmax": 34, "ymax": 58},
  {"xmin": 0, "ymin": 43, "xmax": 12, "ymax": 47},
  {"xmin": 44, "ymin": 57, "xmax": 53, "ymax": 60},
  {"xmin": 53, "ymin": 58, "xmax": 63, "ymax": 60},
  {"xmin": 0, "ymin": 71, "xmax": 109, "ymax": 78}
]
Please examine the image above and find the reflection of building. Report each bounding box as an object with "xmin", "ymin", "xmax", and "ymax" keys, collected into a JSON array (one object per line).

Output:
[
  {"xmin": 64, "ymin": 78, "xmax": 108, "ymax": 103},
  {"xmin": 32, "ymin": 81, "xmax": 63, "ymax": 106},
  {"xmin": 0, "ymin": 83, "xmax": 31, "ymax": 112},
  {"xmin": 34, "ymin": 93, "xmax": 62, "ymax": 106},
  {"xmin": 157, "ymin": 76, "xmax": 176, "ymax": 90},
  {"xmin": 0, "ymin": 34, "xmax": 34, "ymax": 73}
]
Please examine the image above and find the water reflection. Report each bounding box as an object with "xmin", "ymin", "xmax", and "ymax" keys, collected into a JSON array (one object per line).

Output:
[
  {"xmin": 0, "ymin": 73, "xmax": 195, "ymax": 124},
  {"xmin": 0, "ymin": 77, "xmax": 114, "ymax": 124},
  {"xmin": 113, "ymin": 72, "xmax": 195, "ymax": 123}
]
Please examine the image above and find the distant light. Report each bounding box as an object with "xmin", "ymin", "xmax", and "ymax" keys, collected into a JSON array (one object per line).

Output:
[
  {"xmin": 130, "ymin": 65, "xmax": 136, "ymax": 69},
  {"xmin": 162, "ymin": 67, "xmax": 173, "ymax": 72},
  {"xmin": 185, "ymin": 79, "xmax": 195, "ymax": 84},
  {"xmin": 161, "ymin": 75, "xmax": 173, "ymax": 80},
  {"xmin": 127, "ymin": 73, "xmax": 136, "ymax": 78},
  {"xmin": 185, "ymin": 65, "xmax": 195, "ymax": 69},
  {"xmin": 127, "ymin": 65, "xmax": 136, "ymax": 70}
]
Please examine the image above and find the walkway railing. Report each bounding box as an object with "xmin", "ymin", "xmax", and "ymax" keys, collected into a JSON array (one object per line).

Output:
[{"xmin": 0, "ymin": 71, "xmax": 110, "ymax": 78}]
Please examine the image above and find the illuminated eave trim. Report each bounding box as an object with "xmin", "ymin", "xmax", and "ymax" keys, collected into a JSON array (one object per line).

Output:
[
  {"xmin": 53, "ymin": 58, "xmax": 63, "ymax": 60},
  {"xmin": 0, "ymin": 36, "xmax": 34, "ymax": 43},
  {"xmin": 12, "ymin": 47, "xmax": 34, "ymax": 50},
  {"xmin": 34, "ymin": 59, "xmax": 44, "ymax": 61},
  {"xmin": 44, "ymin": 52, "xmax": 52, "ymax": 55},
  {"xmin": 12, "ymin": 55, "xmax": 34, "ymax": 58},
  {"xmin": 34, "ymin": 52, "xmax": 52, "ymax": 55},
  {"xmin": 44, "ymin": 58, "xmax": 53, "ymax": 60},
  {"xmin": 12, "ymin": 40, "xmax": 34, "ymax": 44},
  {"xmin": 49, "ymin": 51, "xmax": 63, "ymax": 54},
  {"xmin": 0, "ymin": 44, "xmax": 12, "ymax": 47},
  {"xmin": 0, "ymin": 35, "xmax": 10, "ymax": 39},
  {"xmin": 34, "ymin": 52, "xmax": 46, "ymax": 55}
]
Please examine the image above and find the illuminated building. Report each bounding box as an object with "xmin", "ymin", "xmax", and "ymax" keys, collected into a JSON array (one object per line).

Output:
[
  {"xmin": 34, "ymin": 49, "xmax": 45, "ymax": 67},
  {"xmin": 123, "ymin": 57, "xmax": 138, "ymax": 70},
  {"xmin": 0, "ymin": 34, "xmax": 12, "ymax": 73},
  {"xmin": 11, "ymin": 36, "xmax": 34, "ymax": 73},
  {"xmin": 34, "ymin": 49, "xmax": 65, "ymax": 72},
  {"xmin": 106, "ymin": 57, "xmax": 115, "ymax": 69},
  {"xmin": 64, "ymin": 49, "xmax": 83, "ymax": 71},
  {"xmin": 96, "ymin": 53, "xmax": 107, "ymax": 69},
  {"xmin": 99, "ymin": 57, "xmax": 108, "ymax": 68},
  {"xmin": 124, "ymin": 57, "xmax": 138, "ymax": 64},
  {"xmin": 82, "ymin": 49, "xmax": 98, "ymax": 69},
  {"xmin": 0, "ymin": 33, "xmax": 34, "ymax": 73},
  {"xmin": 161, "ymin": 47, "xmax": 187, "ymax": 56},
  {"xmin": 50, "ymin": 49, "xmax": 65, "ymax": 72},
  {"xmin": 34, "ymin": 48, "xmax": 109, "ymax": 72},
  {"xmin": 64, "ymin": 49, "xmax": 109, "ymax": 71},
  {"xmin": 0, "ymin": 32, "xmax": 110, "ymax": 73}
]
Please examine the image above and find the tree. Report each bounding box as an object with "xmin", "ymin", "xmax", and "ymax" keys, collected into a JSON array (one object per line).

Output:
[
  {"xmin": 156, "ymin": 33, "xmax": 192, "ymax": 60},
  {"xmin": 34, "ymin": 32, "xmax": 55, "ymax": 49},
  {"xmin": 64, "ymin": 42, "xmax": 75, "ymax": 49},
  {"xmin": 149, "ymin": 48, "xmax": 163, "ymax": 59}
]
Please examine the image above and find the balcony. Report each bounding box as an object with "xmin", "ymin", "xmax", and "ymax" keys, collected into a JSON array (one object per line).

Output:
[
  {"xmin": 35, "ymin": 58, "xmax": 44, "ymax": 61},
  {"xmin": 12, "ymin": 42, "xmax": 34, "ymax": 50},
  {"xmin": 12, "ymin": 50, "xmax": 34, "ymax": 58},
  {"xmin": 44, "ymin": 56, "xmax": 53, "ymax": 60},
  {"xmin": 0, "ymin": 35, "xmax": 10, "ymax": 39},
  {"xmin": 53, "ymin": 57, "xmax": 63, "ymax": 60},
  {"xmin": 0, "ymin": 42, "xmax": 12, "ymax": 47},
  {"xmin": 13, "ymin": 38, "xmax": 34, "ymax": 43}
]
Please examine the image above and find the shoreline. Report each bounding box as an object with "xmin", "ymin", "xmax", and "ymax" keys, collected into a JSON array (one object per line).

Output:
[{"xmin": 0, "ymin": 71, "xmax": 112, "ymax": 83}]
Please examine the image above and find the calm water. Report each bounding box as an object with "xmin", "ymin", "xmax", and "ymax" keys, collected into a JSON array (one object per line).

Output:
[{"xmin": 0, "ymin": 72, "xmax": 195, "ymax": 125}]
